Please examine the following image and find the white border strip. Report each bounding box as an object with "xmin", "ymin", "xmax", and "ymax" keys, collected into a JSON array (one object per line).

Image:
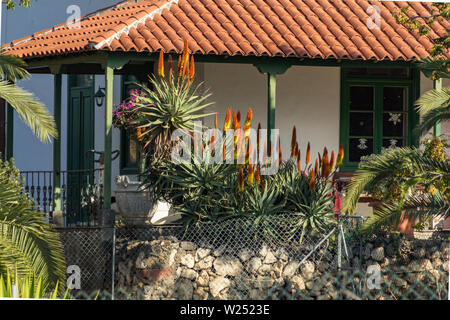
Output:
[{"xmin": 94, "ymin": 0, "xmax": 179, "ymax": 49}]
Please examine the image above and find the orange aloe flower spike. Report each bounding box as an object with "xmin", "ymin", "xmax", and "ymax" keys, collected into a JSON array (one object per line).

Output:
[
  {"xmin": 261, "ymin": 179, "xmax": 266, "ymax": 193},
  {"xmin": 329, "ymin": 150, "xmax": 335, "ymax": 172},
  {"xmin": 247, "ymin": 164, "xmax": 254, "ymax": 185},
  {"xmin": 237, "ymin": 111, "xmax": 241, "ymax": 124},
  {"xmin": 238, "ymin": 168, "xmax": 245, "ymax": 192},
  {"xmin": 244, "ymin": 108, "xmax": 253, "ymax": 134},
  {"xmin": 322, "ymin": 152, "xmax": 329, "ymax": 178},
  {"xmin": 177, "ymin": 55, "xmax": 182, "ymax": 76},
  {"xmin": 297, "ymin": 149, "xmax": 301, "ymax": 172},
  {"xmin": 306, "ymin": 142, "xmax": 311, "ymax": 166},
  {"xmin": 255, "ymin": 164, "xmax": 261, "ymax": 185},
  {"xmin": 232, "ymin": 111, "xmax": 238, "ymax": 130},
  {"xmin": 214, "ymin": 113, "xmax": 218, "ymax": 129},
  {"xmin": 168, "ymin": 54, "xmax": 173, "ymax": 83},
  {"xmin": 291, "ymin": 125, "xmax": 297, "ymax": 157},
  {"xmin": 309, "ymin": 168, "xmax": 315, "ymax": 190},
  {"xmin": 223, "ymin": 108, "xmax": 232, "ymax": 132},
  {"xmin": 314, "ymin": 158, "xmax": 318, "ymax": 176},
  {"xmin": 158, "ymin": 49, "xmax": 165, "ymax": 78},
  {"xmin": 189, "ymin": 55, "xmax": 195, "ymax": 81},
  {"xmin": 278, "ymin": 136, "xmax": 282, "ymax": 167},
  {"xmin": 336, "ymin": 144, "xmax": 344, "ymax": 168}
]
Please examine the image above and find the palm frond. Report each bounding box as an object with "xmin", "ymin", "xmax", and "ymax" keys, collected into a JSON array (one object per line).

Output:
[
  {"xmin": 342, "ymin": 147, "xmax": 423, "ymax": 214},
  {"xmin": 0, "ymin": 81, "xmax": 57, "ymax": 142},
  {"xmin": 414, "ymin": 87, "xmax": 450, "ymax": 115},
  {"xmin": 0, "ymin": 159, "xmax": 66, "ymax": 291},
  {"xmin": 0, "ymin": 54, "xmax": 29, "ymax": 82},
  {"xmin": 413, "ymin": 105, "xmax": 450, "ymax": 138}
]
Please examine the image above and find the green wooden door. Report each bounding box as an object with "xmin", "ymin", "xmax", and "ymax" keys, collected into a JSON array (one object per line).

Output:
[{"xmin": 67, "ymin": 76, "xmax": 95, "ymax": 225}]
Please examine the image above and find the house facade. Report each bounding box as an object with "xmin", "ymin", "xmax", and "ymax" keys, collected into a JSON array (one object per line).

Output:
[{"xmin": 1, "ymin": 0, "xmax": 449, "ymax": 221}]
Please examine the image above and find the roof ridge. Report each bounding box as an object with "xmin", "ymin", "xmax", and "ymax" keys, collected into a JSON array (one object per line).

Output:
[{"xmin": 92, "ymin": 0, "xmax": 180, "ymax": 50}]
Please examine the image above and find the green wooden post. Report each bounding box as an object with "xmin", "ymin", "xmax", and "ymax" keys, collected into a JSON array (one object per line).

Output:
[
  {"xmin": 433, "ymin": 78, "xmax": 442, "ymax": 137},
  {"xmin": 254, "ymin": 61, "xmax": 291, "ymax": 144},
  {"xmin": 267, "ymin": 73, "xmax": 276, "ymax": 140},
  {"xmin": 6, "ymin": 103, "xmax": 13, "ymax": 160},
  {"xmin": 104, "ymin": 64, "xmax": 114, "ymax": 209},
  {"xmin": 53, "ymin": 73, "xmax": 62, "ymax": 211}
]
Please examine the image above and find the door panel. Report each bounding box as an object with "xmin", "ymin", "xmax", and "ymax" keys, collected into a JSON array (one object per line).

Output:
[{"xmin": 67, "ymin": 84, "xmax": 95, "ymax": 225}]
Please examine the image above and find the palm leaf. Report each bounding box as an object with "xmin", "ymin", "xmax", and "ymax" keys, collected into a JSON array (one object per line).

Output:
[
  {"xmin": 0, "ymin": 81, "xmax": 57, "ymax": 142},
  {"xmin": 0, "ymin": 159, "xmax": 66, "ymax": 292},
  {"xmin": 0, "ymin": 54, "xmax": 29, "ymax": 82}
]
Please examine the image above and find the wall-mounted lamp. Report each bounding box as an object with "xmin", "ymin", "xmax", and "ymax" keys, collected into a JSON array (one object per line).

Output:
[{"xmin": 94, "ymin": 87, "xmax": 106, "ymax": 107}]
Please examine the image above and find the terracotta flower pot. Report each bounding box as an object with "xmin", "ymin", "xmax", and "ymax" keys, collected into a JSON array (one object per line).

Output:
[
  {"xmin": 370, "ymin": 201, "xmax": 415, "ymax": 238},
  {"xmin": 396, "ymin": 211, "xmax": 415, "ymax": 238}
]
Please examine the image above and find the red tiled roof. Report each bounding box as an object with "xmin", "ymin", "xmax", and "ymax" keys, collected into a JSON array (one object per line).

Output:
[{"xmin": 2, "ymin": 0, "xmax": 449, "ymax": 61}]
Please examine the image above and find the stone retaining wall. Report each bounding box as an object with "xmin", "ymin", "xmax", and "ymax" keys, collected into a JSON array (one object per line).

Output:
[{"xmin": 115, "ymin": 233, "xmax": 449, "ymax": 300}]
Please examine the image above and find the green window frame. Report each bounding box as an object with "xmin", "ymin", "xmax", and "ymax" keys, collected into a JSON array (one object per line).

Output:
[
  {"xmin": 119, "ymin": 75, "xmax": 141, "ymax": 175},
  {"xmin": 339, "ymin": 66, "xmax": 420, "ymax": 172}
]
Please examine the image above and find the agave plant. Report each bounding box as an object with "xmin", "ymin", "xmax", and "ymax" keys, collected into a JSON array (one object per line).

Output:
[
  {"xmin": 130, "ymin": 42, "xmax": 215, "ymax": 165},
  {"xmin": 0, "ymin": 158, "xmax": 66, "ymax": 291}
]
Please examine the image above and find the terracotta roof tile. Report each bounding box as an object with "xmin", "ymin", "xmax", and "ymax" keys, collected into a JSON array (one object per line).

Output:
[{"xmin": 2, "ymin": 0, "xmax": 448, "ymax": 61}]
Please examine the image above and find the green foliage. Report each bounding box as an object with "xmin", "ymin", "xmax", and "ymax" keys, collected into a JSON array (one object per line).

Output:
[
  {"xmin": 147, "ymin": 154, "xmax": 336, "ymax": 243},
  {"xmin": 393, "ymin": 3, "xmax": 449, "ymax": 80},
  {"xmin": 413, "ymin": 87, "xmax": 450, "ymax": 139},
  {"xmin": 132, "ymin": 76, "xmax": 214, "ymax": 162},
  {"xmin": 342, "ymin": 146, "xmax": 449, "ymax": 234},
  {"xmin": 0, "ymin": 271, "xmax": 69, "ymax": 299},
  {"xmin": 3, "ymin": 0, "xmax": 32, "ymax": 10},
  {"xmin": 0, "ymin": 158, "xmax": 66, "ymax": 292},
  {"xmin": 0, "ymin": 53, "xmax": 57, "ymax": 142}
]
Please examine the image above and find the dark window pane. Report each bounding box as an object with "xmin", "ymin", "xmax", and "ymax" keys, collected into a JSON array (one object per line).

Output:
[
  {"xmin": 73, "ymin": 74, "xmax": 94, "ymax": 87},
  {"xmin": 349, "ymin": 138, "xmax": 373, "ymax": 162},
  {"xmin": 383, "ymin": 112, "xmax": 406, "ymax": 137},
  {"xmin": 384, "ymin": 87, "xmax": 406, "ymax": 111},
  {"xmin": 349, "ymin": 87, "xmax": 374, "ymax": 110},
  {"xmin": 367, "ymin": 68, "xmax": 391, "ymax": 76},
  {"xmin": 347, "ymin": 68, "xmax": 367, "ymax": 77},
  {"xmin": 349, "ymin": 112, "xmax": 374, "ymax": 136},
  {"xmin": 382, "ymin": 138, "xmax": 405, "ymax": 149},
  {"xmin": 391, "ymin": 68, "xmax": 409, "ymax": 77}
]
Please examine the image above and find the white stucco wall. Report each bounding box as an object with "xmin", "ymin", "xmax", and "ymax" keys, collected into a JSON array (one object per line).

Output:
[{"xmin": 201, "ymin": 63, "xmax": 341, "ymax": 161}]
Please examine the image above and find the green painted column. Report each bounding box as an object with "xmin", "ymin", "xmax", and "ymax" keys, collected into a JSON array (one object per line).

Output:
[
  {"xmin": 433, "ymin": 78, "xmax": 442, "ymax": 137},
  {"xmin": 254, "ymin": 61, "xmax": 290, "ymax": 145},
  {"xmin": 6, "ymin": 103, "xmax": 13, "ymax": 160},
  {"xmin": 104, "ymin": 64, "xmax": 114, "ymax": 209},
  {"xmin": 53, "ymin": 74, "xmax": 62, "ymax": 211},
  {"xmin": 267, "ymin": 73, "xmax": 276, "ymax": 141}
]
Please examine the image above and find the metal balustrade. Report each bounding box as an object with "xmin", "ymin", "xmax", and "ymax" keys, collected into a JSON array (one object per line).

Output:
[{"xmin": 20, "ymin": 169, "xmax": 104, "ymax": 227}]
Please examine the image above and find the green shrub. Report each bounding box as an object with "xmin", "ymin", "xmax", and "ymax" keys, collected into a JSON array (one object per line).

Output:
[{"xmin": 0, "ymin": 158, "xmax": 66, "ymax": 292}]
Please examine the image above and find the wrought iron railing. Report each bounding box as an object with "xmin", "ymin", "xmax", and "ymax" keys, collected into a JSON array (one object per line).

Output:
[{"xmin": 20, "ymin": 169, "xmax": 104, "ymax": 227}]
